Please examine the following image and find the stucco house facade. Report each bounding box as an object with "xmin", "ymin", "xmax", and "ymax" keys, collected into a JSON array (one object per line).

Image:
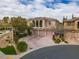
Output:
[
  {"xmin": 63, "ymin": 16, "xmax": 79, "ymax": 31},
  {"xmin": 63, "ymin": 15, "xmax": 79, "ymax": 43},
  {"xmin": 27, "ymin": 17, "xmax": 63, "ymax": 36},
  {"xmin": 28, "ymin": 17, "xmax": 63, "ymax": 31}
]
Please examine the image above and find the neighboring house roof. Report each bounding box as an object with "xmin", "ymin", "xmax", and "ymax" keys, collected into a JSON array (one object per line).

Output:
[
  {"xmin": 29, "ymin": 17, "xmax": 59, "ymax": 22},
  {"xmin": 28, "ymin": 17, "xmax": 63, "ymax": 25},
  {"xmin": 64, "ymin": 17, "xmax": 79, "ymax": 22}
]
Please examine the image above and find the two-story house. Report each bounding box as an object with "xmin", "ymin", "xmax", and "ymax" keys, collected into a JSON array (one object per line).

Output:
[
  {"xmin": 63, "ymin": 15, "xmax": 79, "ymax": 43},
  {"xmin": 63, "ymin": 15, "xmax": 79, "ymax": 31}
]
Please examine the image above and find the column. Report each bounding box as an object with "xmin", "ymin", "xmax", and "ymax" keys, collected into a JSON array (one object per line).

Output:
[
  {"xmin": 43, "ymin": 20, "xmax": 45, "ymax": 28},
  {"xmin": 38, "ymin": 20, "xmax": 40, "ymax": 27},
  {"xmin": 38, "ymin": 20, "xmax": 40, "ymax": 36},
  {"xmin": 43, "ymin": 20, "xmax": 46, "ymax": 36}
]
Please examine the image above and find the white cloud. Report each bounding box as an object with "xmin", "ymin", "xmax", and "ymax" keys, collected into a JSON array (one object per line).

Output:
[
  {"xmin": 0, "ymin": 0, "xmax": 79, "ymax": 22},
  {"xmin": 30, "ymin": 1, "xmax": 79, "ymax": 21},
  {"xmin": 45, "ymin": 0, "xmax": 54, "ymax": 2},
  {"xmin": 54, "ymin": 2, "xmax": 79, "ymax": 19},
  {"xmin": 0, "ymin": 0, "xmax": 34, "ymax": 18}
]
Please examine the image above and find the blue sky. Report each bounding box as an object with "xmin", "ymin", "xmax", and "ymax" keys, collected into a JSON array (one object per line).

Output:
[
  {"xmin": 19, "ymin": 0, "xmax": 72, "ymax": 8},
  {"xmin": 0, "ymin": 0, "xmax": 79, "ymax": 21}
]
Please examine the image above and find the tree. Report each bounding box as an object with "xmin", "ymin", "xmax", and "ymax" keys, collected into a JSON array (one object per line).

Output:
[
  {"xmin": 3, "ymin": 17, "xmax": 9, "ymax": 23},
  {"xmin": 11, "ymin": 16, "xmax": 27, "ymax": 32},
  {"xmin": 11, "ymin": 16, "xmax": 32, "ymax": 43},
  {"xmin": 0, "ymin": 17, "xmax": 11, "ymax": 30}
]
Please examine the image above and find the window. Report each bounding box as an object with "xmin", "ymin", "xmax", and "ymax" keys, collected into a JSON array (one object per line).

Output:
[
  {"xmin": 67, "ymin": 22, "xmax": 71, "ymax": 26},
  {"xmin": 36, "ymin": 20, "xmax": 38, "ymax": 27},
  {"xmin": 49, "ymin": 21, "xmax": 51, "ymax": 25},
  {"xmin": 40, "ymin": 20, "xmax": 42, "ymax": 27},
  {"xmin": 77, "ymin": 22, "xmax": 79, "ymax": 29}
]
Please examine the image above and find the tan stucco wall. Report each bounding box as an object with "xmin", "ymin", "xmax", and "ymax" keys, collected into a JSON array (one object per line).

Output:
[
  {"xmin": 56, "ymin": 22, "xmax": 63, "ymax": 31},
  {"xmin": 74, "ymin": 20, "xmax": 79, "ymax": 30},
  {"xmin": 47, "ymin": 21, "xmax": 57, "ymax": 30},
  {"xmin": 0, "ymin": 30, "xmax": 13, "ymax": 48},
  {"xmin": 64, "ymin": 22, "xmax": 74, "ymax": 30},
  {"xmin": 64, "ymin": 31, "xmax": 79, "ymax": 43},
  {"xmin": 64, "ymin": 19, "xmax": 79, "ymax": 30}
]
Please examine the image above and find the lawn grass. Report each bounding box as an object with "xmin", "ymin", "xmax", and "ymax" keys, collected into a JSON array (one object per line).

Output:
[{"xmin": 0, "ymin": 46, "xmax": 16, "ymax": 55}]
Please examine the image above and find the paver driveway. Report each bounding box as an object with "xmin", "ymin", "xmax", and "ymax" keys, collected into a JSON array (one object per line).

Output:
[{"xmin": 22, "ymin": 31, "xmax": 56, "ymax": 50}]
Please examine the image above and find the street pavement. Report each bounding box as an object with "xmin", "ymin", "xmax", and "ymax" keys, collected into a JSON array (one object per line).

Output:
[{"xmin": 20, "ymin": 45, "xmax": 79, "ymax": 59}]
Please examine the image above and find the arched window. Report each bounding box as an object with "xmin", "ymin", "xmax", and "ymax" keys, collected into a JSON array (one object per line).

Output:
[
  {"xmin": 40, "ymin": 20, "xmax": 42, "ymax": 27},
  {"xmin": 36, "ymin": 20, "xmax": 38, "ymax": 27}
]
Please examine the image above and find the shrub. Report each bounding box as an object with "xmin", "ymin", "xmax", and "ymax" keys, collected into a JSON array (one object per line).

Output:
[
  {"xmin": 17, "ymin": 41, "xmax": 28, "ymax": 52},
  {"xmin": 53, "ymin": 35, "xmax": 61, "ymax": 44},
  {"xmin": 64, "ymin": 41, "xmax": 68, "ymax": 43},
  {"xmin": 0, "ymin": 46, "xmax": 16, "ymax": 55},
  {"xmin": 54, "ymin": 39, "xmax": 61, "ymax": 44},
  {"xmin": 27, "ymin": 29, "xmax": 32, "ymax": 35}
]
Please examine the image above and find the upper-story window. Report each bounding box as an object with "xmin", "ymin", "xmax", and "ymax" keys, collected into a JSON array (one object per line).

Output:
[
  {"xmin": 40, "ymin": 20, "xmax": 42, "ymax": 27},
  {"xmin": 36, "ymin": 20, "xmax": 38, "ymax": 27},
  {"xmin": 49, "ymin": 21, "xmax": 51, "ymax": 25},
  {"xmin": 67, "ymin": 22, "xmax": 72, "ymax": 26}
]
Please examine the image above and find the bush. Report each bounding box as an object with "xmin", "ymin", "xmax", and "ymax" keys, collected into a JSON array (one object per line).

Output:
[
  {"xmin": 53, "ymin": 35, "xmax": 61, "ymax": 44},
  {"xmin": 17, "ymin": 41, "xmax": 28, "ymax": 52},
  {"xmin": 0, "ymin": 46, "xmax": 16, "ymax": 55},
  {"xmin": 64, "ymin": 41, "xmax": 68, "ymax": 43},
  {"xmin": 14, "ymin": 31, "xmax": 27, "ymax": 43},
  {"xmin": 54, "ymin": 39, "xmax": 61, "ymax": 44},
  {"xmin": 27, "ymin": 29, "xmax": 32, "ymax": 35}
]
